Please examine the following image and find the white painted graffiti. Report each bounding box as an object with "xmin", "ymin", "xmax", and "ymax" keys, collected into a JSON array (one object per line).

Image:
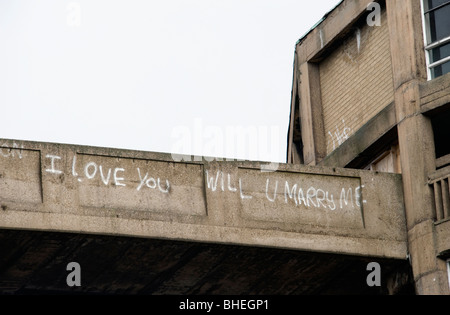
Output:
[
  {"xmin": 3, "ymin": 142, "xmax": 367, "ymax": 210},
  {"xmin": 0, "ymin": 142, "xmax": 24, "ymax": 159},
  {"xmin": 137, "ymin": 168, "xmax": 170, "ymax": 193},
  {"xmin": 328, "ymin": 120, "xmax": 352, "ymax": 152},
  {"xmin": 46, "ymin": 155, "xmax": 64, "ymax": 175},
  {"xmin": 43, "ymin": 154, "xmax": 171, "ymax": 194},
  {"xmin": 206, "ymin": 170, "xmax": 367, "ymax": 211}
]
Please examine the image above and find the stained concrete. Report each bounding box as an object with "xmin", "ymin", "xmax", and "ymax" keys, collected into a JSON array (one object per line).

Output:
[{"xmin": 0, "ymin": 139, "xmax": 407, "ymax": 260}]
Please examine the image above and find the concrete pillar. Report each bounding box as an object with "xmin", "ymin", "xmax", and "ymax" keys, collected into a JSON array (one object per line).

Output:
[
  {"xmin": 386, "ymin": 0, "xmax": 450, "ymax": 295},
  {"xmin": 298, "ymin": 62, "xmax": 326, "ymax": 166}
]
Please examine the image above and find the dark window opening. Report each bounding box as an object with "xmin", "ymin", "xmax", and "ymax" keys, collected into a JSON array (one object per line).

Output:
[{"xmin": 432, "ymin": 110, "xmax": 450, "ymax": 159}]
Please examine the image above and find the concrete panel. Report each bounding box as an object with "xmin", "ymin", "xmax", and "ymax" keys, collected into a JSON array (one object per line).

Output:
[
  {"xmin": 237, "ymin": 168, "xmax": 363, "ymax": 230},
  {"xmin": 74, "ymin": 154, "xmax": 206, "ymax": 216},
  {"xmin": 0, "ymin": 143, "xmax": 41, "ymax": 205}
]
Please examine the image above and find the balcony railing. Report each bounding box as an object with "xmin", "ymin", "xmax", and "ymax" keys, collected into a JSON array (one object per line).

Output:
[{"xmin": 429, "ymin": 165, "xmax": 450, "ymax": 222}]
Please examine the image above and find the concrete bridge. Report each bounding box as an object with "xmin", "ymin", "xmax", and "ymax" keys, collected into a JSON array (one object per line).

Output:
[{"xmin": 0, "ymin": 139, "xmax": 410, "ymax": 294}]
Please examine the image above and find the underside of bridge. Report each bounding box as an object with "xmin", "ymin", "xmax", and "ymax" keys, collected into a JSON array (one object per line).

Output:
[
  {"xmin": 0, "ymin": 229, "xmax": 414, "ymax": 295},
  {"xmin": 0, "ymin": 140, "xmax": 414, "ymax": 295}
]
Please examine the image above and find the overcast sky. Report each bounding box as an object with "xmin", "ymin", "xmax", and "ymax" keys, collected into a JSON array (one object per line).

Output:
[{"xmin": 0, "ymin": 0, "xmax": 340, "ymax": 163}]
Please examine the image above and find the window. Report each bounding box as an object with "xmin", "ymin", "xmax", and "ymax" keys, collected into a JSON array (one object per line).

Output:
[{"xmin": 422, "ymin": 0, "xmax": 450, "ymax": 79}]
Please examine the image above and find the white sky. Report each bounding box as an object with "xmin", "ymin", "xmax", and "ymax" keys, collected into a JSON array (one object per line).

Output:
[{"xmin": 0, "ymin": 0, "xmax": 340, "ymax": 163}]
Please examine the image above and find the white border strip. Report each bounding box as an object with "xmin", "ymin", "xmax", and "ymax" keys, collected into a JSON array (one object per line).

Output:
[{"xmin": 420, "ymin": 0, "xmax": 432, "ymax": 80}]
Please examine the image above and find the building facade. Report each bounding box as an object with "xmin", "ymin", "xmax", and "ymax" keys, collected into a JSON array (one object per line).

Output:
[{"xmin": 287, "ymin": 0, "xmax": 450, "ymax": 294}]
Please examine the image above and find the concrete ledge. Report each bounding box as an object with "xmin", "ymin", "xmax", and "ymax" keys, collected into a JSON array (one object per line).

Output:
[
  {"xmin": 420, "ymin": 73, "xmax": 450, "ymax": 114},
  {"xmin": 296, "ymin": 0, "xmax": 375, "ymax": 64},
  {"xmin": 320, "ymin": 102, "xmax": 397, "ymax": 168},
  {"xmin": 0, "ymin": 139, "xmax": 408, "ymax": 259},
  {"xmin": 1, "ymin": 211, "xmax": 408, "ymax": 260}
]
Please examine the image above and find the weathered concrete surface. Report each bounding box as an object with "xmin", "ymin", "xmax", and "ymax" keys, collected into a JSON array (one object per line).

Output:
[
  {"xmin": 420, "ymin": 73, "xmax": 450, "ymax": 114},
  {"xmin": 296, "ymin": 0, "xmax": 374, "ymax": 64},
  {"xmin": 0, "ymin": 139, "xmax": 407, "ymax": 259}
]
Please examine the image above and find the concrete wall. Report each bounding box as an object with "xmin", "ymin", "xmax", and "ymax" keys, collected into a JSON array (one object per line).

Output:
[
  {"xmin": 320, "ymin": 8, "xmax": 394, "ymax": 155},
  {"xmin": 0, "ymin": 139, "xmax": 407, "ymax": 259}
]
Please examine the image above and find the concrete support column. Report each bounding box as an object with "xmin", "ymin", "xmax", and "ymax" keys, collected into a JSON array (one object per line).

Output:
[
  {"xmin": 298, "ymin": 62, "xmax": 326, "ymax": 166},
  {"xmin": 386, "ymin": 0, "xmax": 450, "ymax": 295}
]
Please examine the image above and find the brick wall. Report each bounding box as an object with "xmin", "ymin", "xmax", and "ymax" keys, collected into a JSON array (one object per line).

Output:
[{"xmin": 320, "ymin": 9, "xmax": 394, "ymax": 155}]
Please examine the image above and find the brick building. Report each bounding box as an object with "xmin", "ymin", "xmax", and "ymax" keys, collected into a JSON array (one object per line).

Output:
[{"xmin": 287, "ymin": 0, "xmax": 450, "ymax": 294}]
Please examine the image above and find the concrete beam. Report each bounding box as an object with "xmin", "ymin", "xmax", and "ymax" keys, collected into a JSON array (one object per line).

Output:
[
  {"xmin": 295, "ymin": 0, "xmax": 374, "ymax": 64},
  {"xmin": 320, "ymin": 102, "xmax": 397, "ymax": 169},
  {"xmin": 299, "ymin": 62, "xmax": 327, "ymax": 165},
  {"xmin": 420, "ymin": 73, "xmax": 450, "ymax": 114},
  {"xmin": 0, "ymin": 139, "xmax": 407, "ymax": 259}
]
